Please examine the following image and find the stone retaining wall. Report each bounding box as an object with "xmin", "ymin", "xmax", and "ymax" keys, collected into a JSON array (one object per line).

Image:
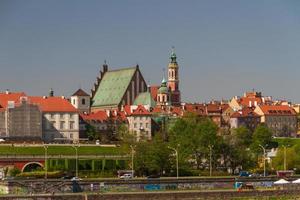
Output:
[{"xmin": 0, "ymin": 190, "xmax": 300, "ymax": 200}]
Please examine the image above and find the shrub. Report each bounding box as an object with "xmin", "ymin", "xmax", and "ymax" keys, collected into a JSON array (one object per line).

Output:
[{"xmin": 9, "ymin": 167, "xmax": 21, "ymax": 177}]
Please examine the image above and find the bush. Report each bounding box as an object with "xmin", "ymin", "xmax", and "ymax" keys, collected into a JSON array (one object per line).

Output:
[
  {"xmin": 17, "ymin": 171, "xmax": 63, "ymax": 178},
  {"xmin": 9, "ymin": 167, "xmax": 21, "ymax": 177}
]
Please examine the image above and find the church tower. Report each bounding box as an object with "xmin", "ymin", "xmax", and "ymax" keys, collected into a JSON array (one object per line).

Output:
[{"xmin": 167, "ymin": 48, "xmax": 181, "ymax": 106}]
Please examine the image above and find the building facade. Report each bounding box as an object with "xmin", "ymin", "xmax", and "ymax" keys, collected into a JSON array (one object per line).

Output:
[
  {"xmin": 127, "ymin": 105, "xmax": 152, "ymax": 141},
  {"xmin": 254, "ymin": 105, "xmax": 297, "ymax": 137},
  {"xmin": 70, "ymin": 89, "xmax": 90, "ymax": 114}
]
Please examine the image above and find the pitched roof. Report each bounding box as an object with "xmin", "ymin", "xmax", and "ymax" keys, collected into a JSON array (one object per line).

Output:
[
  {"xmin": 206, "ymin": 104, "xmax": 222, "ymax": 113},
  {"xmin": 258, "ymin": 105, "xmax": 296, "ymax": 116},
  {"xmin": 92, "ymin": 67, "xmax": 137, "ymax": 107},
  {"xmin": 133, "ymin": 92, "xmax": 156, "ymax": 107},
  {"xmin": 80, "ymin": 110, "xmax": 107, "ymax": 122},
  {"xmin": 0, "ymin": 92, "xmax": 27, "ymax": 109},
  {"xmin": 231, "ymin": 107, "xmax": 259, "ymax": 118},
  {"xmin": 238, "ymin": 97, "xmax": 263, "ymax": 107},
  {"xmin": 72, "ymin": 89, "xmax": 89, "ymax": 97},
  {"xmin": 29, "ymin": 96, "xmax": 78, "ymax": 113},
  {"xmin": 131, "ymin": 105, "xmax": 151, "ymax": 116}
]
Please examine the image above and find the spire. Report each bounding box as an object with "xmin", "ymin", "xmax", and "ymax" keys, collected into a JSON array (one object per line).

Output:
[
  {"xmin": 162, "ymin": 68, "xmax": 167, "ymax": 85},
  {"xmin": 170, "ymin": 46, "xmax": 177, "ymax": 63}
]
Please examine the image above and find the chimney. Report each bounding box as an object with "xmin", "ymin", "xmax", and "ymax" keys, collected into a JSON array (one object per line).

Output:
[
  {"xmin": 249, "ymin": 101, "xmax": 252, "ymax": 107},
  {"xmin": 61, "ymin": 96, "xmax": 65, "ymax": 99},
  {"xmin": 5, "ymin": 89, "xmax": 10, "ymax": 94},
  {"xmin": 43, "ymin": 96, "xmax": 47, "ymax": 99},
  {"xmin": 49, "ymin": 88, "xmax": 54, "ymax": 97},
  {"xmin": 254, "ymin": 101, "xmax": 257, "ymax": 107}
]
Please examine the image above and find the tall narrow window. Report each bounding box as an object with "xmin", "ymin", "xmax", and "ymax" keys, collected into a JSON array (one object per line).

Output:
[{"xmin": 82, "ymin": 98, "xmax": 86, "ymax": 105}]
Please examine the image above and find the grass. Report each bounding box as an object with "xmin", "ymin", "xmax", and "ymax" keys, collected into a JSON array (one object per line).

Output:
[
  {"xmin": 273, "ymin": 138, "xmax": 300, "ymax": 147},
  {"xmin": 0, "ymin": 146, "xmax": 127, "ymax": 155}
]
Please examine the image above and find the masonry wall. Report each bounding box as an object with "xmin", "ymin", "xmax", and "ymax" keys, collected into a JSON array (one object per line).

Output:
[
  {"xmin": 7, "ymin": 102, "xmax": 42, "ymax": 139},
  {"xmin": 0, "ymin": 112, "xmax": 6, "ymax": 137}
]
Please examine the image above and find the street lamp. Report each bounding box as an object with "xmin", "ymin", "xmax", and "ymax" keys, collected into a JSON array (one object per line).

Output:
[
  {"xmin": 168, "ymin": 146, "xmax": 178, "ymax": 179},
  {"xmin": 209, "ymin": 145, "xmax": 213, "ymax": 177},
  {"xmin": 283, "ymin": 145, "xmax": 289, "ymax": 171},
  {"xmin": 130, "ymin": 145, "xmax": 135, "ymax": 178},
  {"xmin": 43, "ymin": 145, "xmax": 48, "ymax": 179},
  {"xmin": 72, "ymin": 145, "xmax": 80, "ymax": 178},
  {"xmin": 259, "ymin": 144, "xmax": 266, "ymax": 177}
]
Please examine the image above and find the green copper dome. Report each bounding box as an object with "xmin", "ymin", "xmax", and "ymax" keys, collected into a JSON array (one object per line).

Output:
[{"xmin": 158, "ymin": 79, "xmax": 169, "ymax": 94}]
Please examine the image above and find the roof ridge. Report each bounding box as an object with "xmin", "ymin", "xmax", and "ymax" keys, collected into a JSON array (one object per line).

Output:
[{"xmin": 107, "ymin": 66, "xmax": 137, "ymax": 72}]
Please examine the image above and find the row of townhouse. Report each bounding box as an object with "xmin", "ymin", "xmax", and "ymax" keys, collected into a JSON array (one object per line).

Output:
[
  {"xmin": 228, "ymin": 91, "xmax": 298, "ymax": 137},
  {"xmin": 0, "ymin": 91, "xmax": 79, "ymax": 143}
]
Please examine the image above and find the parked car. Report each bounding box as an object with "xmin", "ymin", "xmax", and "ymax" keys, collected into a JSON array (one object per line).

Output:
[
  {"xmin": 120, "ymin": 174, "xmax": 132, "ymax": 179},
  {"xmin": 71, "ymin": 177, "xmax": 82, "ymax": 181}
]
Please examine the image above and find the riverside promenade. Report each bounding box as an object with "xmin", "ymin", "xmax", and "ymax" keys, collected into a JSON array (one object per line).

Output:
[{"xmin": 0, "ymin": 189, "xmax": 300, "ymax": 200}]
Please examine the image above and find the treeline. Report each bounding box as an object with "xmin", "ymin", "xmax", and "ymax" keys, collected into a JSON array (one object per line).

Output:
[{"xmin": 124, "ymin": 113, "xmax": 289, "ymax": 176}]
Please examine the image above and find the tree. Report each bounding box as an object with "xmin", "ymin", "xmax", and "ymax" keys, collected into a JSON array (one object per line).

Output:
[
  {"xmin": 224, "ymin": 126, "xmax": 255, "ymax": 173},
  {"xmin": 169, "ymin": 113, "xmax": 220, "ymax": 170},
  {"xmin": 85, "ymin": 124, "xmax": 97, "ymax": 141},
  {"xmin": 134, "ymin": 134, "xmax": 172, "ymax": 176},
  {"xmin": 231, "ymin": 126, "xmax": 252, "ymax": 147},
  {"xmin": 251, "ymin": 124, "xmax": 273, "ymax": 153}
]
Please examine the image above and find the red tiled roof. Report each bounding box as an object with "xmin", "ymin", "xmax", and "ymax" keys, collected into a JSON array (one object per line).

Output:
[
  {"xmin": 184, "ymin": 103, "xmax": 206, "ymax": 115},
  {"xmin": 170, "ymin": 106, "xmax": 182, "ymax": 116},
  {"xmin": 231, "ymin": 107, "xmax": 259, "ymax": 118},
  {"xmin": 0, "ymin": 92, "xmax": 27, "ymax": 109},
  {"xmin": 259, "ymin": 105, "xmax": 296, "ymax": 116},
  {"xmin": 80, "ymin": 110, "xmax": 107, "ymax": 122},
  {"xmin": 220, "ymin": 104, "xmax": 229, "ymax": 111},
  {"xmin": 123, "ymin": 105, "xmax": 132, "ymax": 115},
  {"xmin": 206, "ymin": 104, "xmax": 222, "ymax": 113},
  {"xmin": 238, "ymin": 97, "xmax": 263, "ymax": 107},
  {"xmin": 131, "ymin": 105, "xmax": 151, "ymax": 116},
  {"xmin": 115, "ymin": 111, "xmax": 127, "ymax": 121},
  {"xmin": 29, "ymin": 96, "xmax": 78, "ymax": 113}
]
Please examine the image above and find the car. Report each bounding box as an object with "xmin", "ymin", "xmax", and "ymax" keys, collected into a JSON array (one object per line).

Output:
[
  {"xmin": 71, "ymin": 177, "xmax": 82, "ymax": 181},
  {"xmin": 120, "ymin": 174, "xmax": 132, "ymax": 179}
]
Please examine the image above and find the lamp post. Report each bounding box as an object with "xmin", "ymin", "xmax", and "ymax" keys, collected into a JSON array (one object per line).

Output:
[
  {"xmin": 168, "ymin": 146, "xmax": 178, "ymax": 179},
  {"xmin": 130, "ymin": 145, "xmax": 135, "ymax": 178},
  {"xmin": 72, "ymin": 145, "xmax": 79, "ymax": 178},
  {"xmin": 283, "ymin": 145, "xmax": 287, "ymax": 171},
  {"xmin": 209, "ymin": 145, "xmax": 213, "ymax": 177},
  {"xmin": 43, "ymin": 145, "xmax": 48, "ymax": 179},
  {"xmin": 259, "ymin": 144, "xmax": 266, "ymax": 177}
]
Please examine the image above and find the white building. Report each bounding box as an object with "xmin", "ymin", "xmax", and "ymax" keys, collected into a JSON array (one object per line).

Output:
[
  {"xmin": 127, "ymin": 105, "xmax": 152, "ymax": 141},
  {"xmin": 29, "ymin": 96, "xmax": 79, "ymax": 143},
  {"xmin": 70, "ymin": 89, "xmax": 90, "ymax": 114}
]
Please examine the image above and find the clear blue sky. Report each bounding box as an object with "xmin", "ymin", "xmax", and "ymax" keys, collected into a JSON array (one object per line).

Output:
[{"xmin": 1, "ymin": 0, "xmax": 300, "ymax": 102}]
